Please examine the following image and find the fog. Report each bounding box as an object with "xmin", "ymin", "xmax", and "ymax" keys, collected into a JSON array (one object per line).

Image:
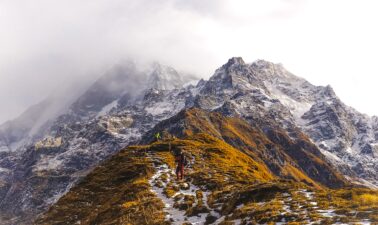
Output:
[{"xmin": 1, "ymin": 0, "xmax": 378, "ymax": 124}]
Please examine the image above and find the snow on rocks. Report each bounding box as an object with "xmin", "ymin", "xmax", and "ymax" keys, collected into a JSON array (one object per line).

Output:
[
  {"xmin": 145, "ymin": 101, "xmax": 175, "ymax": 116},
  {"xmin": 316, "ymin": 209, "xmax": 337, "ymax": 218},
  {"xmin": 297, "ymin": 189, "xmax": 314, "ymax": 200},
  {"xmin": 148, "ymin": 161, "xmax": 213, "ymax": 225},
  {"xmin": 96, "ymin": 99, "xmax": 119, "ymax": 118}
]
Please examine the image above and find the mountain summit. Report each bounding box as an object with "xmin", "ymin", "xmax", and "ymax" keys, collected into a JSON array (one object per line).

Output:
[{"xmin": 147, "ymin": 62, "xmax": 187, "ymax": 90}]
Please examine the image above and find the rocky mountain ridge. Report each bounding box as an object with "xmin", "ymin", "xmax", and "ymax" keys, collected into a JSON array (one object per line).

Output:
[{"xmin": 193, "ymin": 57, "xmax": 378, "ymax": 186}]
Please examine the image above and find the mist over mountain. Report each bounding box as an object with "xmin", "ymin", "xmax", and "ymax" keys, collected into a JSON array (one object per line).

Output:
[{"xmin": 2, "ymin": 0, "xmax": 378, "ymax": 126}]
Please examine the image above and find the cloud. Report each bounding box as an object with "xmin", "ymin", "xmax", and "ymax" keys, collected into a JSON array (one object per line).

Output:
[
  {"xmin": 172, "ymin": 0, "xmax": 305, "ymax": 21},
  {"xmin": 0, "ymin": 0, "xmax": 378, "ymax": 124}
]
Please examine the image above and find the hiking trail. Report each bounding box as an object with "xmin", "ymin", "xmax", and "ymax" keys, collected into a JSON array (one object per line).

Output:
[
  {"xmin": 147, "ymin": 152, "xmax": 222, "ymax": 225},
  {"xmin": 147, "ymin": 151, "xmax": 373, "ymax": 225}
]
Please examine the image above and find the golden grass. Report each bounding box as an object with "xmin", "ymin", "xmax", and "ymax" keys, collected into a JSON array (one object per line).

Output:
[
  {"xmin": 282, "ymin": 164, "xmax": 322, "ymax": 189},
  {"xmin": 122, "ymin": 201, "xmax": 138, "ymax": 209},
  {"xmin": 167, "ymin": 108, "xmax": 346, "ymax": 189},
  {"xmin": 35, "ymin": 148, "xmax": 167, "ymax": 225},
  {"xmin": 353, "ymin": 193, "xmax": 378, "ymax": 206}
]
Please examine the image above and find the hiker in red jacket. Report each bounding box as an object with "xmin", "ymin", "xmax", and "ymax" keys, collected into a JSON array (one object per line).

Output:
[{"xmin": 175, "ymin": 150, "xmax": 186, "ymax": 180}]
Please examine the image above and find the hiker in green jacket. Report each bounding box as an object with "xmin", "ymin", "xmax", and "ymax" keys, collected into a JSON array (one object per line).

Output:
[{"xmin": 154, "ymin": 132, "xmax": 161, "ymax": 142}]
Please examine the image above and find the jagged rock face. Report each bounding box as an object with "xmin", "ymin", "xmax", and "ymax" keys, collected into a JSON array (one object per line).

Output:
[
  {"xmin": 192, "ymin": 58, "xmax": 378, "ymax": 187},
  {"xmin": 193, "ymin": 58, "xmax": 295, "ymax": 133},
  {"xmin": 249, "ymin": 62, "xmax": 378, "ymax": 185},
  {"xmin": 194, "ymin": 57, "xmax": 267, "ymax": 110}
]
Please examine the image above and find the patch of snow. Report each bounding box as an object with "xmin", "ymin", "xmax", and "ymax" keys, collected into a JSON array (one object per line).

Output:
[
  {"xmin": 9, "ymin": 139, "xmax": 28, "ymax": 151},
  {"xmin": 145, "ymin": 102, "xmax": 174, "ymax": 116},
  {"xmin": 189, "ymin": 87, "xmax": 201, "ymax": 97},
  {"xmin": 45, "ymin": 179, "xmax": 75, "ymax": 205},
  {"xmin": 345, "ymin": 176, "xmax": 378, "ymax": 189},
  {"xmin": 183, "ymin": 80, "xmax": 200, "ymax": 88},
  {"xmin": 171, "ymin": 187, "xmax": 195, "ymax": 199},
  {"xmin": 214, "ymin": 216, "xmax": 226, "ymax": 225},
  {"xmin": 358, "ymin": 219, "xmax": 372, "ymax": 225},
  {"xmin": 232, "ymin": 219, "xmax": 243, "ymax": 225},
  {"xmin": 281, "ymin": 201, "xmax": 292, "ymax": 214},
  {"xmin": 316, "ymin": 209, "xmax": 337, "ymax": 217},
  {"xmin": 345, "ymin": 147, "xmax": 354, "ymax": 154},
  {"xmin": 298, "ymin": 189, "xmax": 314, "ymax": 200},
  {"xmin": 109, "ymin": 127, "xmax": 141, "ymax": 141},
  {"xmin": 276, "ymin": 217, "xmax": 287, "ymax": 225},
  {"xmin": 97, "ymin": 99, "xmax": 118, "ymax": 117},
  {"xmin": 0, "ymin": 145, "xmax": 10, "ymax": 152},
  {"xmin": 319, "ymin": 149, "xmax": 343, "ymax": 163},
  {"xmin": 33, "ymin": 155, "xmax": 63, "ymax": 172},
  {"xmin": 149, "ymin": 163, "xmax": 209, "ymax": 225},
  {"xmin": 236, "ymin": 204, "xmax": 244, "ymax": 210},
  {"xmin": 0, "ymin": 167, "xmax": 10, "ymax": 173},
  {"xmin": 264, "ymin": 81, "xmax": 313, "ymax": 125}
]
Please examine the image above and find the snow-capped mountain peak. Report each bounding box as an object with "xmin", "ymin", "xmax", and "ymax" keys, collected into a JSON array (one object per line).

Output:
[
  {"xmin": 146, "ymin": 62, "xmax": 185, "ymax": 91},
  {"xmin": 196, "ymin": 57, "xmax": 378, "ymax": 188}
]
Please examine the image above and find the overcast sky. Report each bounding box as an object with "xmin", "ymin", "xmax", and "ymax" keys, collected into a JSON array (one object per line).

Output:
[{"xmin": 1, "ymin": 0, "xmax": 378, "ymax": 124}]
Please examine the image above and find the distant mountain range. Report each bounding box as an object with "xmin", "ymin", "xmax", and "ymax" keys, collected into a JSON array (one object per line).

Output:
[{"xmin": 0, "ymin": 57, "xmax": 377, "ymax": 224}]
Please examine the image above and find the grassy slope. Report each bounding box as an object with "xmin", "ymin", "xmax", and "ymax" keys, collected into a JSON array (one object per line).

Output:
[
  {"xmin": 34, "ymin": 147, "xmax": 166, "ymax": 225},
  {"xmin": 143, "ymin": 108, "xmax": 346, "ymax": 188},
  {"xmin": 35, "ymin": 133, "xmax": 275, "ymax": 225}
]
